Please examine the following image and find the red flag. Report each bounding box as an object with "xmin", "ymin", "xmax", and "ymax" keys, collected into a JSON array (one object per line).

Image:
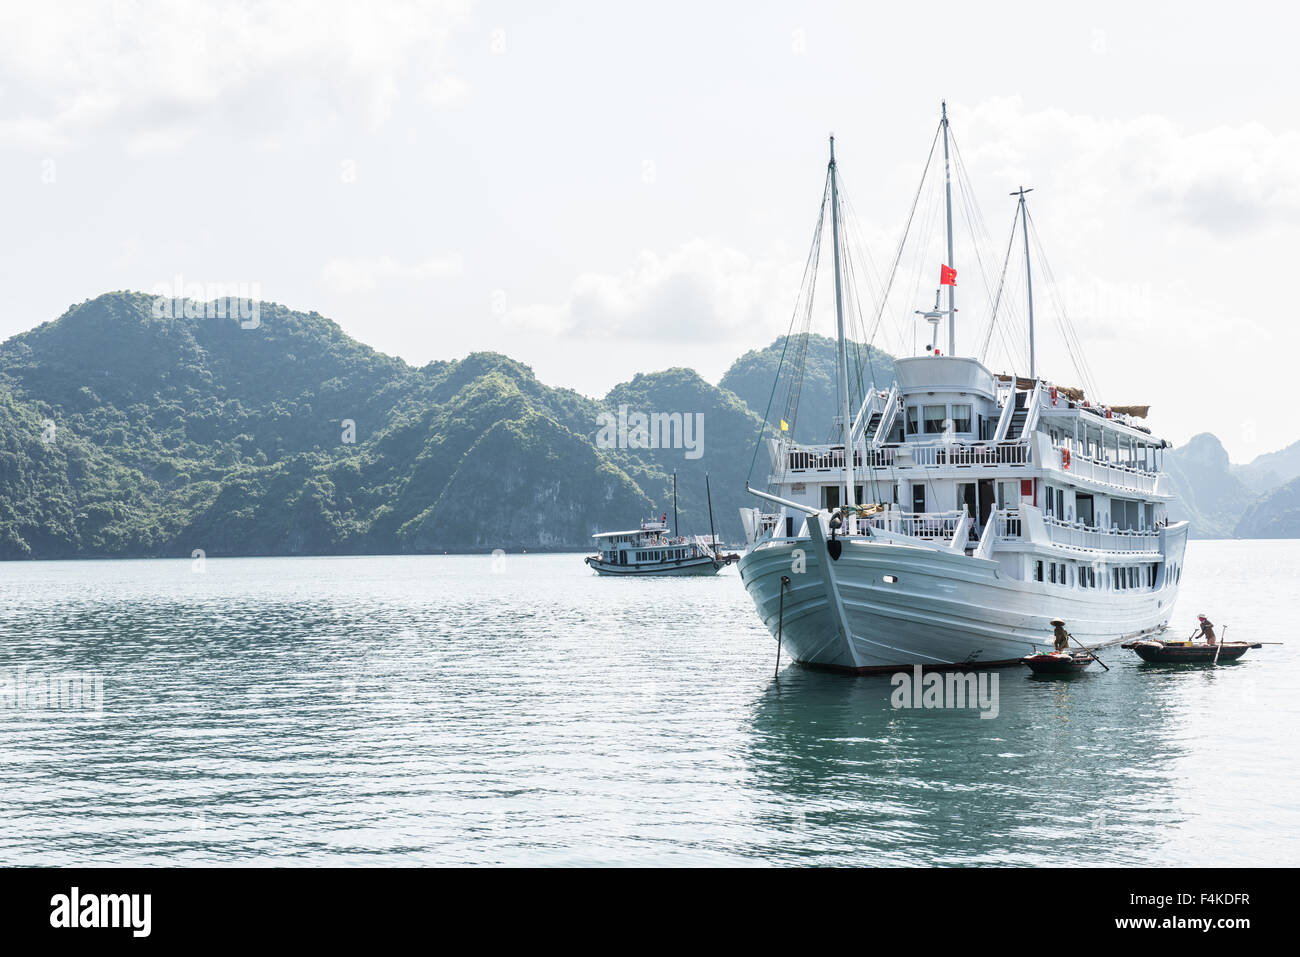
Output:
[{"xmin": 940, "ymin": 264, "xmax": 957, "ymax": 286}]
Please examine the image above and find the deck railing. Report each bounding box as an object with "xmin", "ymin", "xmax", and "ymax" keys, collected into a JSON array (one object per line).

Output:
[
  {"xmin": 1051, "ymin": 445, "xmax": 1158, "ymax": 493},
  {"xmin": 1044, "ymin": 515, "xmax": 1160, "ymax": 551},
  {"xmin": 784, "ymin": 448, "xmax": 863, "ymax": 471},
  {"xmin": 863, "ymin": 509, "xmax": 965, "ymax": 540},
  {"xmin": 785, "ymin": 441, "xmax": 1030, "ymax": 473},
  {"xmin": 900, "ymin": 442, "xmax": 1031, "ymax": 467},
  {"xmin": 992, "ymin": 508, "xmax": 1023, "ymax": 540},
  {"xmin": 992, "ymin": 508, "xmax": 1160, "ymax": 552}
]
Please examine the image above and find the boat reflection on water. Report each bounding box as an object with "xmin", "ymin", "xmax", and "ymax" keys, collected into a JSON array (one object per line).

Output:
[{"xmin": 741, "ymin": 664, "xmax": 1191, "ymax": 865}]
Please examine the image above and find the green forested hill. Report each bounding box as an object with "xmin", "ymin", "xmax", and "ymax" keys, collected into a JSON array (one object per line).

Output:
[
  {"xmin": 0, "ymin": 293, "xmax": 762, "ymax": 557},
  {"xmin": 721, "ymin": 334, "xmax": 896, "ymax": 445}
]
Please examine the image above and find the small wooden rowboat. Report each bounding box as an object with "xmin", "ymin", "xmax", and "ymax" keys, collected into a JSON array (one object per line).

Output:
[
  {"xmin": 1121, "ymin": 639, "xmax": 1261, "ymax": 663},
  {"xmin": 1021, "ymin": 651, "xmax": 1096, "ymax": 674}
]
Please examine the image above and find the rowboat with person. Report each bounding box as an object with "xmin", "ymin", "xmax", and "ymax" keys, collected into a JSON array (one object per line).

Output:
[
  {"xmin": 1020, "ymin": 617, "xmax": 1102, "ymax": 674},
  {"xmin": 1121, "ymin": 615, "xmax": 1271, "ymax": 663}
]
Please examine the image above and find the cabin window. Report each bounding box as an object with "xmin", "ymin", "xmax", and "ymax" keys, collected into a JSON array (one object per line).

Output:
[
  {"xmin": 950, "ymin": 404, "xmax": 972, "ymax": 433},
  {"xmin": 1035, "ymin": 560, "xmax": 1044, "ymax": 582},
  {"xmin": 1049, "ymin": 563, "xmax": 1057, "ymax": 584},
  {"xmin": 1056, "ymin": 489, "xmax": 1065, "ymax": 518},
  {"xmin": 1076, "ymin": 493, "xmax": 1095, "ymax": 527},
  {"xmin": 906, "ymin": 405, "xmax": 919, "ymax": 434},
  {"xmin": 1044, "ymin": 485, "xmax": 1054, "ymax": 516},
  {"xmin": 923, "ymin": 405, "xmax": 947, "ymax": 434}
]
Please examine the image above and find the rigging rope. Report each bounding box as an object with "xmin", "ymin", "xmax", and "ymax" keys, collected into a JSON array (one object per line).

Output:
[
  {"xmin": 1026, "ymin": 207, "xmax": 1101, "ymax": 400},
  {"xmin": 745, "ymin": 170, "xmax": 831, "ymax": 486}
]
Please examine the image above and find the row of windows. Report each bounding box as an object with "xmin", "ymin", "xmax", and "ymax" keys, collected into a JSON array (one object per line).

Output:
[
  {"xmin": 634, "ymin": 548, "xmax": 692, "ymax": 563},
  {"xmin": 905, "ymin": 403, "xmax": 973, "ymax": 435},
  {"xmin": 1033, "ymin": 560, "xmax": 1161, "ymax": 591},
  {"xmin": 1043, "ymin": 482, "xmax": 1155, "ymax": 531}
]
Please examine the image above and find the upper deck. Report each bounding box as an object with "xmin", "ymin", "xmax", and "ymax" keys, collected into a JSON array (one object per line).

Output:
[{"xmin": 765, "ymin": 356, "xmax": 1169, "ymax": 500}]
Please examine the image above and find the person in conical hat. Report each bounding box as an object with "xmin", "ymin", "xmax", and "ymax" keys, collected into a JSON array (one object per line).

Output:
[
  {"xmin": 1194, "ymin": 614, "xmax": 1217, "ymax": 646},
  {"xmin": 1050, "ymin": 618, "xmax": 1070, "ymax": 653}
]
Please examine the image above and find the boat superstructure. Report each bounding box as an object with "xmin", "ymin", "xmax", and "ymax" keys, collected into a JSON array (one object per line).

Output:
[{"xmin": 738, "ymin": 105, "xmax": 1188, "ymax": 672}]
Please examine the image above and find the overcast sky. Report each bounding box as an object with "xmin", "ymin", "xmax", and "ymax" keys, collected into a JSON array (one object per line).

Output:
[{"xmin": 1, "ymin": 1, "xmax": 1295, "ymax": 461}]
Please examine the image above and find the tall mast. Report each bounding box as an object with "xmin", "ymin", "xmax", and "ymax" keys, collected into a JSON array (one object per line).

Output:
[
  {"xmin": 672, "ymin": 469, "xmax": 679, "ymax": 538},
  {"xmin": 941, "ymin": 101, "xmax": 956, "ymax": 356},
  {"xmin": 828, "ymin": 135, "xmax": 855, "ymax": 511},
  {"xmin": 1013, "ymin": 186, "xmax": 1036, "ymax": 378}
]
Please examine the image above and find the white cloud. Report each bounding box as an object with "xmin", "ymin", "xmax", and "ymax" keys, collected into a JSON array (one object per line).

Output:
[
  {"xmin": 0, "ymin": 0, "xmax": 475, "ymax": 151},
  {"xmin": 956, "ymin": 97, "xmax": 1300, "ymax": 236},
  {"xmin": 503, "ymin": 238, "xmax": 805, "ymax": 342},
  {"xmin": 322, "ymin": 253, "xmax": 463, "ymax": 294}
]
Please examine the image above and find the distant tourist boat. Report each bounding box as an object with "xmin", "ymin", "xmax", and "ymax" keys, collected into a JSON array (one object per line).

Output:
[
  {"xmin": 738, "ymin": 103, "xmax": 1188, "ymax": 673},
  {"xmin": 586, "ymin": 472, "xmax": 732, "ymax": 576},
  {"xmin": 585, "ymin": 518, "xmax": 728, "ymax": 576},
  {"xmin": 1121, "ymin": 639, "xmax": 1260, "ymax": 663}
]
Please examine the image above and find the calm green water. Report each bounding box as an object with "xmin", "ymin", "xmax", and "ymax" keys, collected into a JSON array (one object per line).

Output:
[{"xmin": 0, "ymin": 540, "xmax": 1295, "ymax": 866}]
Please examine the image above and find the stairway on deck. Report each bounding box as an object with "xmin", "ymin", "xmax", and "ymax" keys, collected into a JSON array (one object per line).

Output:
[
  {"xmin": 1007, "ymin": 407, "xmax": 1028, "ymax": 439},
  {"xmin": 866, "ymin": 411, "xmax": 883, "ymax": 439}
]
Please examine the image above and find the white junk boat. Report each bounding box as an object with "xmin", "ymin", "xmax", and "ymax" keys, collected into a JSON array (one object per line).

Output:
[
  {"xmin": 587, "ymin": 473, "xmax": 732, "ymax": 576},
  {"xmin": 738, "ymin": 104, "xmax": 1188, "ymax": 672},
  {"xmin": 585, "ymin": 518, "xmax": 727, "ymax": 576}
]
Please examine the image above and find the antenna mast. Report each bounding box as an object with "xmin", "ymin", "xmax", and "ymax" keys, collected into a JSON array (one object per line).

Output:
[
  {"xmin": 1013, "ymin": 186, "xmax": 1036, "ymax": 378},
  {"xmin": 828, "ymin": 135, "xmax": 855, "ymax": 513},
  {"xmin": 941, "ymin": 101, "xmax": 956, "ymax": 356}
]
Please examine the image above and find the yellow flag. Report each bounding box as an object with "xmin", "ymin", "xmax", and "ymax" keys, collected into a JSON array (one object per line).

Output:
[{"xmin": 780, "ymin": 419, "xmax": 789, "ymax": 432}]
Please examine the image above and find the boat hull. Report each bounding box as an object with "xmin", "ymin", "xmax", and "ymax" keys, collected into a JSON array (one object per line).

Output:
[
  {"xmin": 1123, "ymin": 641, "xmax": 1255, "ymax": 663},
  {"xmin": 738, "ymin": 537, "xmax": 1175, "ymax": 672},
  {"xmin": 1021, "ymin": 652, "xmax": 1094, "ymax": 674},
  {"xmin": 585, "ymin": 555, "xmax": 723, "ymax": 576}
]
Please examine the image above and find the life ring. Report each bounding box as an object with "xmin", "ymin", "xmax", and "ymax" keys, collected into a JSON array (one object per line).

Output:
[
  {"xmin": 1062, "ymin": 447, "xmax": 1071, "ymax": 470},
  {"xmin": 1050, "ymin": 386, "xmax": 1058, "ymax": 406}
]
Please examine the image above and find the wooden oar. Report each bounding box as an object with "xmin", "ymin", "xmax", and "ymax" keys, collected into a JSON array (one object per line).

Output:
[
  {"xmin": 1213, "ymin": 625, "xmax": 1227, "ymax": 665},
  {"xmin": 1069, "ymin": 632, "xmax": 1109, "ymax": 671}
]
